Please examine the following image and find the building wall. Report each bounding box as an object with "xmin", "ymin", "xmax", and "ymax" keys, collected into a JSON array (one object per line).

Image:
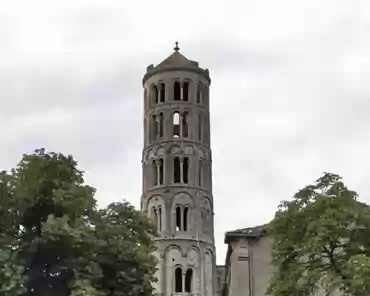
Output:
[
  {"xmin": 216, "ymin": 265, "xmax": 226, "ymax": 296},
  {"xmin": 223, "ymin": 236, "xmax": 272, "ymax": 296},
  {"xmin": 222, "ymin": 235, "xmax": 343, "ymax": 296},
  {"xmin": 249, "ymin": 236, "xmax": 273, "ymax": 296}
]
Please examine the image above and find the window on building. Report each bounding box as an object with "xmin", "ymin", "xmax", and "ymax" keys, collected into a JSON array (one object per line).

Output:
[
  {"xmin": 182, "ymin": 112, "xmax": 189, "ymax": 138},
  {"xmin": 183, "ymin": 81, "xmax": 189, "ymax": 101},
  {"xmin": 174, "ymin": 81, "xmax": 181, "ymax": 101},
  {"xmin": 173, "ymin": 112, "xmax": 180, "ymax": 138},
  {"xmin": 152, "ymin": 84, "xmax": 158, "ymax": 104},
  {"xmin": 174, "ymin": 157, "xmax": 181, "ymax": 183},
  {"xmin": 159, "ymin": 82, "xmax": 165, "ymax": 102},
  {"xmin": 175, "ymin": 267, "xmax": 183, "ymax": 292},
  {"xmin": 176, "ymin": 206, "xmax": 181, "ymax": 231},
  {"xmin": 159, "ymin": 113, "xmax": 164, "ymax": 138},
  {"xmin": 183, "ymin": 157, "xmax": 189, "ymax": 184},
  {"xmin": 158, "ymin": 207, "xmax": 162, "ymax": 232},
  {"xmin": 159, "ymin": 159, "xmax": 164, "ymax": 185},
  {"xmin": 183, "ymin": 207, "xmax": 188, "ymax": 231},
  {"xmin": 152, "ymin": 207, "xmax": 158, "ymax": 229},
  {"xmin": 152, "ymin": 160, "xmax": 157, "ymax": 186},
  {"xmin": 185, "ymin": 269, "xmax": 193, "ymax": 292}
]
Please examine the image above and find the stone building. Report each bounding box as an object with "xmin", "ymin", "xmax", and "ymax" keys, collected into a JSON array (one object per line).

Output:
[
  {"xmin": 140, "ymin": 43, "xmax": 219, "ymax": 296},
  {"xmin": 222, "ymin": 224, "xmax": 343, "ymax": 296},
  {"xmin": 222, "ymin": 225, "xmax": 273, "ymax": 296}
]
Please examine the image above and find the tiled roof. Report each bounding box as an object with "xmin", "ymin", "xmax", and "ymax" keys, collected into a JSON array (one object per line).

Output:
[{"xmin": 224, "ymin": 224, "xmax": 268, "ymax": 243}]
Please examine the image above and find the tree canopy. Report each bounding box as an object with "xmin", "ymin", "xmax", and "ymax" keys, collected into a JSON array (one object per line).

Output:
[
  {"xmin": 267, "ymin": 172, "xmax": 370, "ymax": 296},
  {"xmin": 0, "ymin": 148, "xmax": 157, "ymax": 296}
]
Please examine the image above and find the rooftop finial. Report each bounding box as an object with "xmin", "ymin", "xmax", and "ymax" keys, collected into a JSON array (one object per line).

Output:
[{"xmin": 174, "ymin": 41, "xmax": 180, "ymax": 52}]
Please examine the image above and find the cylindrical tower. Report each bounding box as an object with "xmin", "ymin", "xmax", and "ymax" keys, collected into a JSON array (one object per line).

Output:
[{"xmin": 141, "ymin": 43, "xmax": 216, "ymax": 296}]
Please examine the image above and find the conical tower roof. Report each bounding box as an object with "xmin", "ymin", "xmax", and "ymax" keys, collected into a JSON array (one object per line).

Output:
[
  {"xmin": 157, "ymin": 50, "xmax": 193, "ymax": 67},
  {"xmin": 142, "ymin": 42, "xmax": 210, "ymax": 85}
]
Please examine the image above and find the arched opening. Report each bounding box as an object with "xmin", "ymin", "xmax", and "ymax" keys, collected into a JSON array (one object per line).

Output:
[
  {"xmin": 198, "ymin": 113, "xmax": 203, "ymax": 141},
  {"xmin": 183, "ymin": 157, "xmax": 189, "ymax": 184},
  {"xmin": 151, "ymin": 114, "xmax": 158, "ymax": 142},
  {"xmin": 174, "ymin": 157, "xmax": 181, "ymax": 183},
  {"xmin": 173, "ymin": 112, "xmax": 180, "ymax": 138},
  {"xmin": 152, "ymin": 207, "xmax": 158, "ymax": 229},
  {"xmin": 158, "ymin": 207, "xmax": 162, "ymax": 232},
  {"xmin": 174, "ymin": 81, "xmax": 181, "ymax": 101},
  {"xmin": 152, "ymin": 84, "xmax": 158, "ymax": 104},
  {"xmin": 152, "ymin": 160, "xmax": 157, "ymax": 186},
  {"xmin": 197, "ymin": 83, "xmax": 203, "ymax": 103},
  {"xmin": 185, "ymin": 269, "xmax": 193, "ymax": 292},
  {"xmin": 182, "ymin": 112, "xmax": 189, "ymax": 138},
  {"xmin": 183, "ymin": 207, "xmax": 188, "ymax": 231},
  {"xmin": 159, "ymin": 82, "xmax": 165, "ymax": 102},
  {"xmin": 176, "ymin": 206, "xmax": 181, "ymax": 231},
  {"xmin": 159, "ymin": 159, "xmax": 164, "ymax": 185},
  {"xmin": 175, "ymin": 267, "xmax": 183, "ymax": 292},
  {"xmin": 159, "ymin": 113, "xmax": 164, "ymax": 138},
  {"xmin": 183, "ymin": 81, "xmax": 189, "ymax": 101}
]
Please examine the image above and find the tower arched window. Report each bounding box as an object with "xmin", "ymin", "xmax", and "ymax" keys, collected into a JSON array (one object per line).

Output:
[
  {"xmin": 175, "ymin": 267, "xmax": 183, "ymax": 292},
  {"xmin": 151, "ymin": 207, "xmax": 158, "ymax": 229},
  {"xmin": 173, "ymin": 112, "xmax": 180, "ymax": 138},
  {"xmin": 174, "ymin": 81, "xmax": 181, "ymax": 101},
  {"xmin": 159, "ymin": 112, "xmax": 164, "ymax": 138},
  {"xmin": 176, "ymin": 206, "xmax": 181, "ymax": 231},
  {"xmin": 158, "ymin": 159, "xmax": 164, "ymax": 185},
  {"xmin": 152, "ymin": 84, "xmax": 158, "ymax": 104},
  {"xmin": 183, "ymin": 81, "xmax": 189, "ymax": 101},
  {"xmin": 183, "ymin": 207, "xmax": 189, "ymax": 231},
  {"xmin": 158, "ymin": 207, "xmax": 162, "ymax": 232},
  {"xmin": 152, "ymin": 160, "xmax": 157, "ymax": 186},
  {"xmin": 159, "ymin": 82, "xmax": 165, "ymax": 102},
  {"xmin": 185, "ymin": 269, "xmax": 193, "ymax": 292},
  {"xmin": 197, "ymin": 82, "xmax": 203, "ymax": 104},
  {"xmin": 198, "ymin": 113, "xmax": 203, "ymax": 141},
  {"xmin": 174, "ymin": 157, "xmax": 181, "ymax": 183},
  {"xmin": 183, "ymin": 157, "xmax": 189, "ymax": 184},
  {"xmin": 182, "ymin": 112, "xmax": 189, "ymax": 138}
]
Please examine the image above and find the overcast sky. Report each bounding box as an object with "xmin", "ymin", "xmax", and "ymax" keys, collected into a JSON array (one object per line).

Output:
[{"xmin": 1, "ymin": 0, "xmax": 370, "ymax": 264}]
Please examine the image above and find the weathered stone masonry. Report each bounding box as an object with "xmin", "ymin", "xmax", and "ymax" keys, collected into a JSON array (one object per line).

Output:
[{"xmin": 140, "ymin": 44, "xmax": 217, "ymax": 296}]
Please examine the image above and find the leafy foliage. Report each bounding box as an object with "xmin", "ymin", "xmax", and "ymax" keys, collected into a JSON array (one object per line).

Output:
[
  {"xmin": 0, "ymin": 148, "xmax": 157, "ymax": 296},
  {"xmin": 267, "ymin": 172, "xmax": 370, "ymax": 296}
]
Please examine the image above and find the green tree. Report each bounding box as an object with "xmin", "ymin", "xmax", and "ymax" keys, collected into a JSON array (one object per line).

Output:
[
  {"xmin": 267, "ymin": 172, "xmax": 370, "ymax": 296},
  {"xmin": 0, "ymin": 148, "xmax": 157, "ymax": 296}
]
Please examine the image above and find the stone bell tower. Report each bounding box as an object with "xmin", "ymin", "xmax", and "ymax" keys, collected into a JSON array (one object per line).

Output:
[{"xmin": 141, "ymin": 43, "xmax": 216, "ymax": 296}]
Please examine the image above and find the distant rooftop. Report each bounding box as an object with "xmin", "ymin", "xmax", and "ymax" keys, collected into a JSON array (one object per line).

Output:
[{"xmin": 224, "ymin": 224, "xmax": 268, "ymax": 243}]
